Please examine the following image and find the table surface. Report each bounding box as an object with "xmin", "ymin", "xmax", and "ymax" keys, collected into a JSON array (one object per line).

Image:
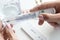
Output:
[{"xmin": 9, "ymin": 19, "xmax": 60, "ymax": 40}]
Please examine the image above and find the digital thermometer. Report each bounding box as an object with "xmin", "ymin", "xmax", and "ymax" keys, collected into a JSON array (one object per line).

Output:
[
  {"xmin": 15, "ymin": 8, "xmax": 56, "ymax": 21},
  {"xmin": 2, "ymin": 8, "xmax": 56, "ymax": 22}
]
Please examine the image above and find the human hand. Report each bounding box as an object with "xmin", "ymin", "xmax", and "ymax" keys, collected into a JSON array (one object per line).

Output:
[
  {"xmin": 38, "ymin": 13, "xmax": 60, "ymax": 27},
  {"xmin": 3, "ymin": 24, "xmax": 18, "ymax": 40},
  {"xmin": 30, "ymin": 1, "xmax": 60, "ymax": 13},
  {"xmin": 30, "ymin": 1, "xmax": 60, "ymax": 27},
  {"xmin": 0, "ymin": 20, "xmax": 18, "ymax": 40}
]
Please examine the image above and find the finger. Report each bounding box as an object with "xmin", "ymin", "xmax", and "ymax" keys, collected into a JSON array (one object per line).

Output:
[
  {"xmin": 5, "ymin": 26, "xmax": 15, "ymax": 36},
  {"xmin": 0, "ymin": 20, "xmax": 2, "ymax": 27},
  {"xmin": 13, "ymin": 30, "xmax": 15, "ymax": 33},
  {"xmin": 3, "ymin": 25, "xmax": 15, "ymax": 40},
  {"xmin": 0, "ymin": 20, "xmax": 3, "ymax": 32},
  {"xmin": 41, "ymin": 13, "xmax": 60, "ymax": 23},
  {"xmin": 6, "ymin": 24, "xmax": 13, "ymax": 29},
  {"xmin": 8, "ymin": 24, "xmax": 15, "ymax": 33},
  {"xmin": 3, "ymin": 25, "xmax": 9, "ymax": 40},
  {"xmin": 30, "ymin": 1, "xmax": 59, "ymax": 12},
  {"xmin": 48, "ymin": 22, "xmax": 59, "ymax": 27},
  {"xmin": 10, "ymin": 24, "xmax": 13, "ymax": 28},
  {"xmin": 38, "ymin": 15, "xmax": 44, "ymax": 25}
]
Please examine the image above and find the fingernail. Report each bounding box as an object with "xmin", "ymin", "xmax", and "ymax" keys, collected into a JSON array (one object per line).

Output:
[
  {"xmin": 38, "ymin": 19, "xmax": 44, "ymax": 25},
  {"xmin": 13, "ymin": 30, "xmax": 15, "ymax": 33},
  {"xmin": 10, "ymin": 24, "xmax": 13, "ymax": 28}
]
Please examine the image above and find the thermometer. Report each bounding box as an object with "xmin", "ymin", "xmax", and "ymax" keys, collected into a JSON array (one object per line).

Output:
[{"xmin": 15, "ymin": 8, "xmax": 56, "ymax": 21}]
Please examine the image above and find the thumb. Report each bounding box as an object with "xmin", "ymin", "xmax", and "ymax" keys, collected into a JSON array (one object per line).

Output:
[{"xmin": 38, "ymin": 13, "xmax": 60, "ymax": 25}]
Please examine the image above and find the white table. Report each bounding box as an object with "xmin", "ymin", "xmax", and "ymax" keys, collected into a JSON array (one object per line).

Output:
[{"xmin": 9, "ymin": 19, "xmax": 60, "ymax": 40}]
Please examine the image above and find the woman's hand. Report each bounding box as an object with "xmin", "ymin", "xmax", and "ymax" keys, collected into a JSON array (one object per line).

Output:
[
  {"xmin": 3, "ymin": 24, "xmax": 18, "ymax": 40},
  {"xmin": 30, "ymin": 1, "xmax": 60, "ymax": 27},
  {"xmin": 0, "ymin": 20, "xmax": 18, "ymax": 40}
]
